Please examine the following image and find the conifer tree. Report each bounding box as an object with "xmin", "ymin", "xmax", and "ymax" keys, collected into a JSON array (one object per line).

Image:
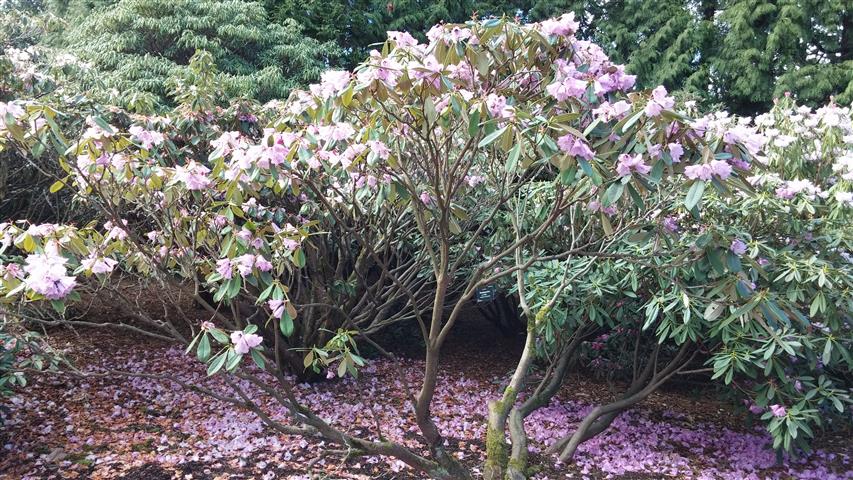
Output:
[
  {"xmin": 713, "ymin": 0, "xmax": 851, "ymax": 113},
  {"xmin": 62, "ymin": 0, "xmax": 337, "ymax": 110}
]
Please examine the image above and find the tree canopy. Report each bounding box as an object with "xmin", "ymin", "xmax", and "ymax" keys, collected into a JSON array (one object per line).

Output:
[
  {"xmin": 55, "ymin": 0, "xmax": 338, "ymax": 110},
  {"xmin": 263, "ymin": 0, "xmax": 852, "ymax": 114}
]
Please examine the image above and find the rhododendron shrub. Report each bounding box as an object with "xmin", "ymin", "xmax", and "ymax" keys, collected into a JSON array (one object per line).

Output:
[
  {"xmin": 513, "ymin": 98, "xmax": 852, "ymax": 466},
  {"xmin": 0, "ymin": 16, "xmax": 814, "ymax": 480}
]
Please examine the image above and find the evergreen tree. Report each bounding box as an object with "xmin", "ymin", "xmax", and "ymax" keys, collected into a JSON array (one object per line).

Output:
[
  {"xmin": 62, "ymin": 0, "xmax": 338, "ymax": 111},
  {"xmin": 713, "ymin": 0, "xmax": 852, "ymax": 113},
  {"xmin": 269, "ymin": 0, "xmax": 523, "ymax": 69}
]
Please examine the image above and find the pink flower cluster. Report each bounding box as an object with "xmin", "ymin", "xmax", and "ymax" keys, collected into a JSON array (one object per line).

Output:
[
  {"xmin": 0, "ymin": 100, "xmax": 26, "ymax": 121},
  {"xmin": 173, "ymin": 161, "xmax": 212, "ymax": 190},
  {"xmin": 643, "ymin": 86, "xmax": 675, "ymax": 117},
  {"xmin": 216, "ymin": 254, "xmax": 272, "ymax": 280},
  {"xmin": 230, "ymin": 331, "xmax": 263, "ymax": 354},
  {"xmin": 128, "ymin": 126, "xmax": 165, "ymax": 150},
  {"xmin": 80, "ymin": 255, "xmax": 117, "ymax": 275},
  {"xmin": 775, "ymin": 179, "xmax": 823, "ymax": 200},
  {"xmin": 539, "ymin": 13, "xmax": 580, "ymax": 38},
  {"xmin": 22, "ymin": 243, "xmax": 76, "ymax": 300},
  {"xmin": 684, "ymin": 159, "xmax": 733, "ymax": 181},
  {"xmin": 557, "ymin": 134, "xmax": 594, "ymax": 161},
  {"xmin": 616, "ymin": 153, "xmax": 651, "ymax": 177}
]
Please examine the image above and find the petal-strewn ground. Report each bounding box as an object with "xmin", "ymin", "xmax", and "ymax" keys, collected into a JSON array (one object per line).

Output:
[{"xmin": 1, "ymin": 320, "xmax": 850, "ymax": 480}]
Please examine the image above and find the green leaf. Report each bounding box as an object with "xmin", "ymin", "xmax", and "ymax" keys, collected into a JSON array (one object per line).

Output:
[
  {"xmin": 92, "ymin": 116, "xmax": 114, "ymax": 134},
  {"xmin": 209, "ymin": 328, "xmax": 229, "ymax": 344},
  {"xmin": 505, "ymin": 142, "xmax": 521, "ymax": 172},
  {"xmin": 707, "ymin": 249, "xmax": 725, "ymax": 275},
  {"xmin": 468, "ymin": 109, "xmax": 481, "ymax": 137},
  {"xmin": 279, "ymin": 313, "xmax": 294, "ymax": 337},
  {"xmin": 293, "ymin": 249, "xmax": 306, "ymax": 268},
  {"xmin": 478, "ymin": 126, "xmax": 507, "ymax": 148},
  {"xmin": 727, "ymin": 253, "xmax": 742, "ymax": 273},
  {"xmin": 704, "ymin": 302, "xmax": 725, "ymax": 321},
  {"xmin": 225, "ymin": 350, "xmax": 242, "ymax": 372},
  {"xmin": 250, "ymin": 349, "xmax": 265, "ymax": 369},
  {"xmin": 600, "ymin": 213, "xmax": 613, "ymax": 236},
  {"xmin": 303, "ymin": 350, "xmax": 315, "ymax": 369},
  {"xmin": 50, "ymin": 300, "xmax": 66, "ymax": 315},
  {"xmin": 424, "ymin": 96, "xmax": 437, "ymax": 123},
  {"xmin": 621, "ymin": 110, "xmax": 643, "ymax": 133},
  {"xmin": 197, "ymin": 334, "xmax": 211, "ymax": 362},
  {"xmin": 603, "ymin": 182, "xmax": 624, "ymax": 207},
  {"xmin": 684, "ymin": 181, "xmax": 705, "ymax": 211},
  {"xmin": 185, "ymin": 334, "xmax": 200, "ymax": 355},
  {"xmin": 206, "ymin": 352, "xmax": 227, "ymax": 376},
  {"xmin": 49, "ymin": 179, "xmax": 66, "ymax": 193},
  {"xmin": 822, "ymin": 340, "xmax": 832, "ymax": 365}
]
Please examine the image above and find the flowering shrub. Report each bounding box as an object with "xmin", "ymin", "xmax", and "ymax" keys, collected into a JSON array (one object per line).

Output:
[
  {"xmin": 0, "ymin": 15, "xmax": 844, "ymax": 480},
  {"xmin": 517, "ymin": 96, "xmax": 852, "ymax": 464}
]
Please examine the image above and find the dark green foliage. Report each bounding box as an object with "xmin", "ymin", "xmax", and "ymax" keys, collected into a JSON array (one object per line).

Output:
[
  {"xmin": 265, "ymin": 0, "xmax": 850, "ymax": 114},
  {"xmin": 713, "ymin": 0, "xmax": 852, "ymax": 113},
  {"xmin": 60, "ymin": 0, "xmax": 338, "ymax": 111},
  {"xmin": 268, "ymin": 0, "xmax": 523, "ymax": 69}
]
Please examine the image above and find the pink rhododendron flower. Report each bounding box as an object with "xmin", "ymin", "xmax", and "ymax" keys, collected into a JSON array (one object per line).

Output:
[
  {"xmin": 104, "ymin": 220, "xmax": 129, "ymax": 241},
  {"xmin": 616, "ymin": 154, "xmax": 651, "ymax": 177},
  {"xmin": 539, "ymin": 12, "xmax": 579, "ymax": 37},
  {"xmin": 0, "ymin": 263, "xmax": 23, "ymax": 280},
  {"xmin": 644, "ymin": 86, "xmax": 675, "ymax": 117},
  {"xmin": 730, "ymin": 239, "xmax": 747, "ymax": 256},
  {"xmin": 81, "ymin": 256, "xmax": 117, "ymax": 274},
  {"xmin": 419, "ymin": 191, "xmax": 433, "ymax": 205},
  {"xmin": 216, "ymin": 259, "xmax": 234, "ymax": 279},
  {"xmin": 255, "ymin": 256, "xmax": 273, "ymax": 272},
  {"xmin": 668, "ymin": 143, "xmax": 684, "ymax": 163},
  {"xmin": 230, "ymin": 331, "xmax": 263, "ymax": 354},
  {"xmin": 0, "ymin": 101, "xmax": 25, "ymax": 119},
  {"xmin": 588, "ymin": 200, "xmax": 617, "ymax": 216},
  {"xmin": 774, "ymin": 179, "xmax": 823, "ymax": 200},
  {"xmin": 235, "ymin": 228, "xmax": 253, "ymax": 243},
  {"xmin": 310, "ymin": 70, "xmax": 351, "ymax": 99},
  {"xmin": 723, "ymin": 125, "xmax": 765, "ymax": 156},
  {"xmin": 546, "ymin": 77, "xmax": 588, "ymax": 101},
  {"xmin": 173, "ymin": 161, "xmax": 211, "ymax": 190},
  {"xmin": 486, "ymin": 94, "xmax": 513, "ymax": 119},
  {"xmin": 663, "ymin": 216, "xmax": 679, "ymax": 233},
  {"xmin": 23, "ymin": 245, "xmax": 76, "ymax": 300},
  {"xmin": 128, "ymin": 126, "xmax": 165, "ymax": 150},
  {"xmin": 268, "ymin": 299, "xmax": 285, "ymax": 319},
  {"xmin": 835, "ymin": 191, "xmax": 853, "ymax": 206},
  {"xmin": 201, "ymin": 321, "xmax": 215, "ymax": 331},
  {"xmin": 557, "ymin": 134, "xmax": 595, "ymax": 161},
  {"xmin": 769, "ymin": 404, "xmax": 787, "ymax": 417},
  {"xmin": 593, "ymin": 100, "xmax": 632, "ymax": 120},
  {"xmin": 211, "ymin": 131, "xmax": 242, "ymax": 155},
  {"xmin": 598, "ymin": 66, "xmax": 636, "ymax": 93},
  {"xmin": 684, "ymin": 160, "xmax": 732, "ymax": 181},
  {"xmin": 465, "ymin": 175, "xmax": 485, "ymax": 187},
  {"xmin": 282, "ymin": 238, "xmax": 300, "ymax": 251},
  {"xmin": 367, "ymin": 140, "xmax": 390, "ymax": 160},
  {"xmin": 235, "ymin": 254, "xmax": 256, "ymax": 277},
  {"xmin": 710, "ymin": 159, "xmax": 733, "ymax": 179},
  {"xmin": 426, "ymin": 24, "xmax": 472, "ymax": 44},
  {"xmin": 387, "ymin": 31, "xmax": 418, "ymax": 48}
]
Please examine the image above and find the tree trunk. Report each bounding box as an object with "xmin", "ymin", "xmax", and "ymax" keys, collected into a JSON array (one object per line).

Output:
[
  {"xmin": 503, "ymin": 330, "xmax": 587, "ymax": 478},
  {"xmin": 483, "ymin": 307, "xmax": 536, "ymax": 479}
]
